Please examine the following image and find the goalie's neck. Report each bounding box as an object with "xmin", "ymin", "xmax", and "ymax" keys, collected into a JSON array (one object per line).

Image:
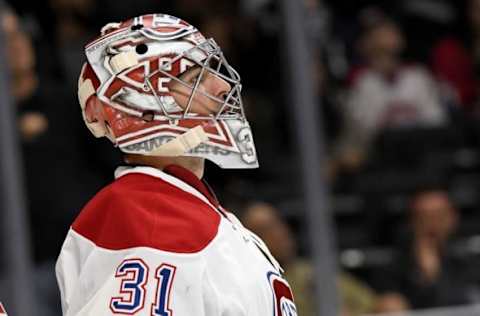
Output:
[{"xmin": 123, "ymin": 154, "xmax": 205, "ymax": 179}]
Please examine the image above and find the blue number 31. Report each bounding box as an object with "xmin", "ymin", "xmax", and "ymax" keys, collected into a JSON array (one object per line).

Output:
[{"xmin": 110, "ymin": 259, "xmax": 177, "ymax": 315}]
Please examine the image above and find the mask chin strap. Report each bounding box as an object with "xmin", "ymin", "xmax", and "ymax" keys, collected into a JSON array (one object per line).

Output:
[{"xmin": 146, "ymin": 125, "xmax": 208, "ymax": 157}]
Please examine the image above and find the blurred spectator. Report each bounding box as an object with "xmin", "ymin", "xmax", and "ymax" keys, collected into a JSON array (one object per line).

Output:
[
  {"xmin": 0, "ymin": 6, "xmax": 66, "ymax": 314},
  {"xmin": 374, "ymin": 293, "xmax": 410, "ymax": 314},
  {"xmin": 1, "ymin": 8, "xmax": 49, "ymax": 144},
  {"xmin": 334, "ymin": 8, "xmax": 447, "ymax": 172},
  {"xmin": 377, "ymin": 188, "xmax": 474, "ymax": 309},
  {"xmin": 0, "ymin": 5, "xmax": 114, "ymax": 264},
  {"xmin": 431, "ymin": 0, "xmax": 480, "ymax": 111},
  {"xmin": 1, "ymin": 8, "xmax": 37, "ymax": 101},
  {"xmin": 241, "ymin": 202, "xmax": 378, "ymax": 316}
]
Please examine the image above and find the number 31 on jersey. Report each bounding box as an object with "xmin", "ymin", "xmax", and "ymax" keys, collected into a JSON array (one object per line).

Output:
[{"xmin": 110, "ymin": 258, "xmax": 177, "ymax": 315}]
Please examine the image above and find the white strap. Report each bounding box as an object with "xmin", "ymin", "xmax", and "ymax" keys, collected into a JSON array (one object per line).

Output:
[
  {"xmin": 78, "ymin": 79, "xmax": 95, "ymax": 110},
  {"xmin": 147, "ymin": 125, "xmax": 208, "ymax": 157},
  {"xmin": 78, "ymin": 78, "xmax": 106, "ymax": 138},
  {"xmin": 110, "ymin": 51, "xmax": 138, "ymax": 74},
  {"xmin": 101, "ymin": 22, "xmax": 122, "ymax": 35}
]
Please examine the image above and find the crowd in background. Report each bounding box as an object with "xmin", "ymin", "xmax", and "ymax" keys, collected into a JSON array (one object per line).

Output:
[{"xmin": 2, "ymin": 0, "xmax": 480, "ymax": 315}]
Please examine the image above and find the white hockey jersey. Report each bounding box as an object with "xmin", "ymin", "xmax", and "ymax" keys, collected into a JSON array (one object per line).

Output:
[{"xmin": 56, "ymin": 165, "xmax": 296, "ymax": 316}]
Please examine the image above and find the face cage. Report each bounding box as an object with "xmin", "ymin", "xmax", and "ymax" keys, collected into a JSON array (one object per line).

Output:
[{"xmin": 144, "ymin": 38, "xmax": 246, "ymax": 121}]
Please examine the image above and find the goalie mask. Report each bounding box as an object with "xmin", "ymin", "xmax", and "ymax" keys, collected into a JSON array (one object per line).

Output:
[{"xmin": 78, "ymin": 14, "xmax": 258, "ymax": 169}]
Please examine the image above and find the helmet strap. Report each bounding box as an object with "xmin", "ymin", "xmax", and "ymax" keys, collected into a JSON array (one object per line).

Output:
[{"xmin": 146, "ymin": 125, "xmax": 208, "ymax": 157}]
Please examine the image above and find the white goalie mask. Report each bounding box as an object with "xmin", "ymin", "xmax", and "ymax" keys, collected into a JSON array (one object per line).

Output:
[{"xmin": 78, "ymin": 13, "xmax": 258, "ymax": 169}]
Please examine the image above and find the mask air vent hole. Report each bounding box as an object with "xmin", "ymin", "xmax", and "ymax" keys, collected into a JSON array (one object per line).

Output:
[
  {"xmin": 135, "ymin": 44, "xmax": 148, "ymax": 55},
  {"xmin": 142, "ymin": 111, "xmax": 155, "ymax": 122}
]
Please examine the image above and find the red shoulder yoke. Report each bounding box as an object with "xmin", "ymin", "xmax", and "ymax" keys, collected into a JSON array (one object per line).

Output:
[{"xmin": 72, "ymin": 172, "xmax": 221, "ymax": 253}]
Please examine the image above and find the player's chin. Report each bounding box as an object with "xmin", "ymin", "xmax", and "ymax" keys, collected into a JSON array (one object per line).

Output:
[
  {"xmin": 201, "ymin": 100, "xmax": 223, "ymax": 117},
  {"xmin": 189, "ymin": 96, "xmax": 221, "ymax": 116}
]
